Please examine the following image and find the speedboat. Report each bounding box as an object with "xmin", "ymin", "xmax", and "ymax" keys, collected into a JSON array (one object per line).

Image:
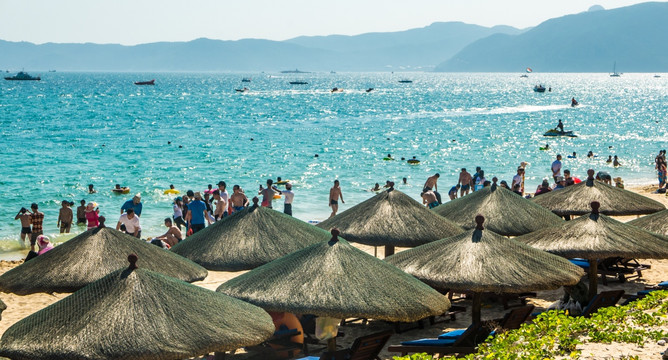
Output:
[
  {"xmin": 543, "ymin": 129, "xmax": 577, "ymax": 137},
  {"xmin": 235, "ymin": 87, "xmax": 249, "ymax": 92},
  {"xmin": 366, "ymin": 88, "xmax": 374, "ymax": 93},
  {"xmin": 4, "ymin": 71, "xmax": 40, "ymax": 81},
  {"xmin": 289, "ymin": 80, "xmax": 308, "ymax": 85},
  {"xmin": 331, "ymin": 87, "xmax": 343, "ymax": 93},
  {"xmin": 655, "ymin": 75, "xmax": 662, "ymax": 78},
  {"xmin": 398, "ymin": 79, "xmax": 413, "ymax": 83},
  {"xmin": 241, "ymin": 78, "xmax": 251, "ymax": 82},
  {"xmin": 533, "ymin": 85, "xmax": 546, "ymax": 93},
  {"xmin": 134, "ymin": 79, "xmax": 155, "ymax": 85},
  {"xmin": 520, "ymin": 74, "xmax": 529, "ymax": 78}
]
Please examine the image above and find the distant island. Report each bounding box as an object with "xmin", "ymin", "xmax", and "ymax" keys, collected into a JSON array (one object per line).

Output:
[{"xmin": 280, "ymin": 69, "xmax": 311, "ymax": 74}]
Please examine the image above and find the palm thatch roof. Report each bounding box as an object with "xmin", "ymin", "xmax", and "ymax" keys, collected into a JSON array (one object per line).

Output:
[
  {"xmin": 0, "ymin": 298, "xmax": 5, "ymax": 321},
  {"xmin": 532, "ymin": 173, "xmax": 665, "ymax": 216},
  {"xmin": 217, "ymin": 229, "xmax": 451, "ymax": 323},
  {"xmin": 316, "ymin": 188, "xmax": 464, "ymax": 247},
  {"xmin": 386, "ymin": 216, "xmax": 584, "ymax": 294},
  {"xmin": 172, "ymin": 201, "xmax": 330, "ymax": 271},
  {"xmin": 432, "ymin": 184, "xmax": 563, "ymax": 236},
  {"xmin": 515, "ymin": 202, "xmax": 668, "ymax": 260},
  {"xmin": 0, "ymin": 227, "xmax": 207, "ymax": 295},
  {"xmin": 628, "ymin": 209, "xmax": 668, "ymax": 236},
  {"xmin": 0, "ymin": 254, "xmax": 274, "ymax": 360}
]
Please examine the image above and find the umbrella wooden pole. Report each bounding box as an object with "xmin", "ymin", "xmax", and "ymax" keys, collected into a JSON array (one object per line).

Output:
[
  {"xmin": 327, "ymin": 337, "xmax": 337, "ymax": 352},
  {"xmin": 472, "ymin": 292, "xmax": 482, "ymax": 325},
  {"xmin": 588, "ymin": 259, "xmax": 598, "ymax": 301},
  {"xmin": 385, "ymin": 245, "xmax": 395, "ymax": 257}
]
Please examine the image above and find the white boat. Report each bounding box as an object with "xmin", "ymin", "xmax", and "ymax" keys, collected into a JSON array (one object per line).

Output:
[{"xmin": 610, "ymin": 62, "xmax": 621, "ymax": 77}]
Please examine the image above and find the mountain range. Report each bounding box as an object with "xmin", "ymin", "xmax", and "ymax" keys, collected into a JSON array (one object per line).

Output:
[{"xmin": 2, "ymin": 2, "xmax": 667, "ymax": 72}]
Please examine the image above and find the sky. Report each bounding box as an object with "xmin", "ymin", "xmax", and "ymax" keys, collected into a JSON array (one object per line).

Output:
[{"xmin": 0, "ymin": 0, "xmax": 654, "ymax": 45}]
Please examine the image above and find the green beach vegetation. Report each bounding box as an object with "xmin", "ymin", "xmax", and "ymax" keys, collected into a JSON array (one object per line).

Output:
[{"xmin": 393, "ymin": 290, "xmax": 668, "ymax": 360}]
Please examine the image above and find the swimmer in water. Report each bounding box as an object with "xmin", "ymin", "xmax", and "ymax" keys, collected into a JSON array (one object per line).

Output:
[
  {"xmin": 371, "ymin": 183, "xmax": 381, "ymax": 191},
  {"xmin": 88, "ymin": 184, "xmax": 96, "ymax": 194}
]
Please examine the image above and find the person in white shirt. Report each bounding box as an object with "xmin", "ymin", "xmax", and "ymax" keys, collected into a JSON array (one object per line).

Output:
[
  {"xmin": 551, "ymin": 155, "xmax": 563, "ymax": 183},
  {"xmin": 217, "ymin": 181, "xmax": 230, "ymax": 219},
  {"xmin": 116, "ymin": 208, "xmax": 141, "ymax": 238},
  {"xmin": 281, "ymin": 183, "xmax": 295, "ymax": 216}
]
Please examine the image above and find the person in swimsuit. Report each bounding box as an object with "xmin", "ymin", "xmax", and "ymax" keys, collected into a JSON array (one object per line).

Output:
[
  {"xmin": 329, "ymin": 179, "xmax": 344, "ymax": 218},
  {"xmin": 88, "ymin": 184, "xmax": 97, "ymax": 194},
  {"xmin": 448, "ymin": 184, "xmax": 460, "ymax": 200},
  {"xmin": 421, "ymin": 190, "xmax": 439, "ymax": 209},
  {"xmin": 57, "ymin": 200, "xmax": 73, "ymax": 233},
  {"xmin": 556, "ymin": 119, "xmax": 564, "ymax": 132},
  {"xmin": 76, "ymin": 199, "xmax": 87, "ymax": 225},
  {"xmin": 14, "ymin": 207, "xmax": 31, "ymax": 248},
  {"xmin": 259, "ymin": 179, "xmax": 280, "ymax": 208},
  {"xmin": 26, "ymin": 203, "xmax": 44, "ymax": 252},
  {"xmin": 154, "ymin": 218, "xmax": 183, "ymax": 247},
  {"xmin": 423, "ymin": 173, "xmax": 441, "ymax": 204},
  {"xmin": 458, "ymin": 168, "xmax": 472, "ymax": 197},
  {"xmin": 230, "ymin": 185, "xmax": 249, "ymax": 212}
]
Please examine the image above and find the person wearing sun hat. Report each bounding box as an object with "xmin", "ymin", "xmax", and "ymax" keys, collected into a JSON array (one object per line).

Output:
[
  {"xmin": 85, "ymin": 202, "xmax": 100, "ymax": 230},
  {"xmin": 120, "ymin": 194, "xmax": 143, "ymax": 217},
  {"xmin": 36, "ymin": 235, "xmax": 54, "ymax": 256}
]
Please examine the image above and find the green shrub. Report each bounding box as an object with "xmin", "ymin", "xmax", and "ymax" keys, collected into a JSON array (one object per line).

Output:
[{"xmin": 392, "ymin": 290, "xmax": 668, "ymax": 360}]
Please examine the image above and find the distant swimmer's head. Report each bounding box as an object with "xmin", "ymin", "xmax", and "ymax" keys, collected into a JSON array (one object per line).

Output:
[
  {"xmin": 277, "ymin": 177, "xmax": 282, "ymax": 182},
  {"xmin": 115, "ymin": 184, "xmax": 121, "ymax": 189},
  {"xmin": 387, "ymin": 154, "xmax": 391, "ymax": 157},
  {"xmin": 169, "ymin": 184, "xmax": 175, "ymax": 189}
]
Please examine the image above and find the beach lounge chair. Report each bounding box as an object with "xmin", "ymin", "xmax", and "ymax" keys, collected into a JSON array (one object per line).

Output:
[
  {"xmin": 243, "ymin": 325, "xmax": 304, "ymax": 359},
  {"xmin": 493, "ymin": 305, "xmax": 534, "ymax": 330},
  {"xmin": 569, "ymin": 258, "xmax": 647, "ymax": 285},
  {"xmin": 621, "ymin": 282, "xmax": 668, "ymax": 305},
  {"xmin": 580, "ymin": 290, "xmax": 624, "ymax": 318},
  {"xmin": 297, "ymin": 330, "xmax": 393, "ymax": 360},
  {"xmin": 387, "ymin": 320, "xmax": 495, "ymax": 357}
]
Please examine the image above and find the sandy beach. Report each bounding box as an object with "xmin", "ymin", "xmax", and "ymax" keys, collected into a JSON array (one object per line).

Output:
[{"xmin": 0, "ymin": 185, "xmax": 667, "ymax": 360}]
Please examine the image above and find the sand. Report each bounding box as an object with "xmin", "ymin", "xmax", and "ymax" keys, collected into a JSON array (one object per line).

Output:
[{"xmin": 0, "ymin": 185, "xmax": 667, "ymax": 359}]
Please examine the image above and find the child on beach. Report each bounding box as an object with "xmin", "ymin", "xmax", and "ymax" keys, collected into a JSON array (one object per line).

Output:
[{"xmin": 57, "ymin": 200, "xmax": 73, "ymax": 233}]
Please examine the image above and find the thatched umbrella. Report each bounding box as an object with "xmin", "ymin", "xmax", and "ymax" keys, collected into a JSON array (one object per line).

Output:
[
  {"xmin": 0, "ymin": 254, "xmax": 274, "ymax": 360},
  {"xmin": 516, "ymin": 202, "xmax": 668, "ymax": 300},
  {"xmin": 172, "ymin": 198, "xmax": 330, "ymax": 271},
  {"xmin": 316, "ymin": 187, "xmax": 464, "ymax": 255},
  {"xmin": 217, "ymin": 229, "xmax": 451, "ymax": 351},
  {"xmin": 628, "ymin": 209, "xmax": 668, "ymax": 236},
  {"xmin": 386, "ymin": 215, "xmax": 584, "ymax": 324},
  {"xmin": 432, "ymin": 183, "xmax": 563, "ymax": 236},
  {"xmin": 532, "ymin": 170, "xmax": 665, "ymax": 216},
  {"xmin": 0, "ymin": 227, "xmax": 207, "ymax": 295}
]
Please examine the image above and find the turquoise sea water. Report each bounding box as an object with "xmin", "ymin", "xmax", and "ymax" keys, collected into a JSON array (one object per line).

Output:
[{"xmin": 1, "ymin": 72, "xmax": 666, "ymax": 259}]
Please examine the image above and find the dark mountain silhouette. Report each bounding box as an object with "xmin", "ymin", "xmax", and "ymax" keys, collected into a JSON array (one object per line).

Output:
[
  {"xmin": 0, "ymin": 22, "xmax": 520, "ymax": 72},
  {"xmin": 436, "ymin": 2, "xmax": 668, "ymax": 72}
]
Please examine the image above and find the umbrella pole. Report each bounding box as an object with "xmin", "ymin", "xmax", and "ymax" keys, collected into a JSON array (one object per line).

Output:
[
  {"xmin": 385, "ymin": 245, "xmax": 395, "ymax": 257},
  {"xmin": 472, "ymin": 292, "xmax": 482, "ymax": 325},
  {"xmin": 588, "ymin": 259, "xmax": 598, "ymax": 301},
  {"xmin": 327, "ymin": 337, "xmax": 337, "ymax": 353}
]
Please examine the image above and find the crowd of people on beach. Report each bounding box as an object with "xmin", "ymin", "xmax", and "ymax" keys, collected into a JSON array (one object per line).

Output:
[{"xmin": 13, "ymin": 149, "xmax": 667, "ymax": 255}]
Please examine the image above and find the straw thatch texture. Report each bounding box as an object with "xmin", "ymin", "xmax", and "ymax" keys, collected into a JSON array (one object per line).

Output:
[
  {"xmin": 0, "ymin": 298, "xmax": 5, "ymax": 321},
  {"xmin": 515, "ymin": 206, "xmax": 668, "ymax": 259},
  {"xmin": 316, "ymin": 189, "xmax": 464, "ymax": 247},
  {"xmin": 532, "ymin": 178, "xmax": 665, "ymax": 216},
  {"xmin": 0, "ymin": 227, "xmax": 207, "ymax": 295},
  {"xmin": 385, "ymin": 218, "xmax": 584, "ymax": 293},
  {"xmin": 628, "ymin": 209, "xmax": 668, "ymax": 236},
  {"xmin": 172, "ymin": 204, "xmax": 330, "ymax": 271},
  {"xmin": 0, "ymin": 255, "xmax": 274, "ymax": 360},
  {"xmin": 217, "ymin": 230, "xmax": 451, "ymax": 322},
  {"xmin": 432, "ymin": 185, "xmax": 563, "ymax": 236}
]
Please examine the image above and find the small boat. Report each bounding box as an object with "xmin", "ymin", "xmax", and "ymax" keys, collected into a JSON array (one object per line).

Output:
[
  {"xmin": 654, "ymin": 75, "xmax": 662, "ymax": 78},
  {"xmin": 520, "ymin": 74, "xmax": 529, "ymax": 78},
  {"xmin": 543, "ymin": 129, "xmax": 577, "ymax": 137},
  {"xmin": 281, "ymin": 69, "xmax": 310, "ymax": 74},
  {"xmin": 398, "ymin": 79, "xmax": 413, "ymax": 83},
  {"xmin": 241, "ymin": 78, "xmax": 251, "ymax": 82},
  {"xmin": 366, "ymin": 88, "xmax": 374, "ymax": 93},
  {"xmin": 134, "ymin": 79, "xmax": 155, "ymax": 85},
  {"xmin": 610, "ymin": 62, "xmax": 621, "ymax": 77},
  {"xmin": 112, "ymin": 187, "xmax": 131, "ymax": 194},
  {"xmin": 235, "ymin": 87, "xmax": 249, "ymax": 92},
  {"xmin": 289, "ymin": 81, "xmax": 308, "ymax": 85},
  {"xmin": 331, "ymin": 87, "xmax": 343, "ymax": 93},
  {"xmin": 533, "ymin": 85, "xmax": 546, "ymax": 93},
  {"xmin": 330, "ymin": 71, "xmax": 336, "ymax": 74},
  {"xmin": 4, "ymin": 71, "xmax": 40, "ymax": 81}
]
